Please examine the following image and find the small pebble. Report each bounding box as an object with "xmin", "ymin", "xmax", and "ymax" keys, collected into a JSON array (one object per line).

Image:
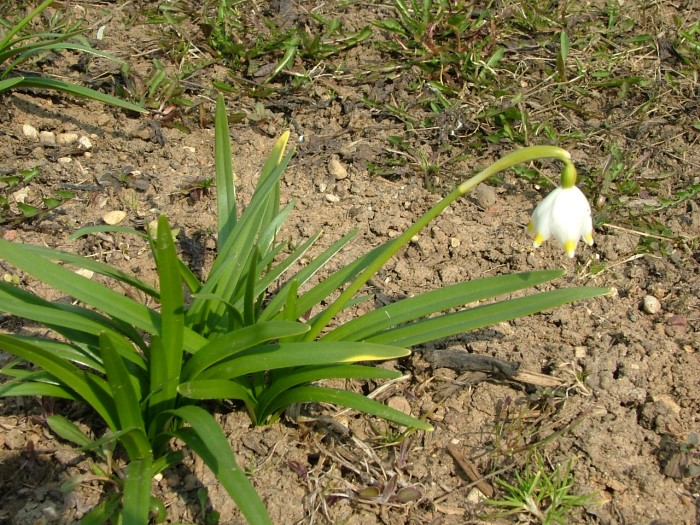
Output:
[
  {"xmin": 22, "ymin": 123, "xmax": 39, "ymax": 140},
  {"xmin": 102, "ymin": 210, "xmax": 126, "ymax": 225},
  {"xmin": 328, "ymin": 156, "xmax": 348, "ymax": 180},
  {"xmin": 40, "ymin": 130, "xmax": 56, "ymax": 145},
  {"xmin": 78, "ymin": 136, "xmax": 93, "ymax": 150},
  {"xmin": 325, "ymin": 193, "xmax": 340, "ymax": 203},
  {"xmin": 57, "ymin": 132, "xmax": 79, "ymax": 145},
  {"xmin": 472, "ymin": 184, "xmax": 497, "ymax": 208},
  {"xmin": 642, "ymin": 295, "xmax": 661, "ymax": 314},
  {"xmin": 387, "ymin": 396, "xmax": 412, "ymax": 415},
  {"xmin": 450, "ymin": 237, "xmax": 461, "ymax": 248}
]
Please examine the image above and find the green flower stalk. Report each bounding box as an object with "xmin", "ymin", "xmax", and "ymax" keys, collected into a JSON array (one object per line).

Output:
[{"xmin": 307, "ymin": 145, "xmax": 594, "ymax": 340}]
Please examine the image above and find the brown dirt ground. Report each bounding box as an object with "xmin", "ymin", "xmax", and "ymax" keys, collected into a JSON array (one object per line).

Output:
[{"xmin": 0, "ymin": 1, "xmax": 698, "ymax": 524}]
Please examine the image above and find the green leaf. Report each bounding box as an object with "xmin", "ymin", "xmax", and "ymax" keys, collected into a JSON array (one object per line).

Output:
[
  {"xmin": 259, "ymin": 228, "xmax": 358, "ymax": 322},
  {"xmin": 14, "ymin": 76, "xmax": 146, "ymax": 113},
  {"xmin": 0, "ymin": 281, "xmax": 147, "ymax": 369},
  {"xmin": 0, "ymin": 76, "xmax": 24, "ymax": 91},
  {"xmin": 199, "ymin": 342, "xmax": 410, "ymax": 380},
  {"xmin": 215, "ymin": 93, "xmax": 236, "ymax": 242},
  {"xmin": 100, "ymin": 332, "xmax": 145, "ymax": 433},
  {"xmin": 182, "ymin": 320, "xmax": 309, "ymax": 381},
  {"xmin": 149, "ymin": 215, "xmax": 185, "ymax": 418},
  {"xmin": 0, "ymin": 335, "xmax": 118, "ymax": 429},
  {"xmin": 169, "ymin": 405, "xmax": 272, "ymax": 525},
  {"xmin": 11, "ymin": 240, "xmax": 160, "ymax": 299},
  {"xmin": 0, "ymin": 379, "xmax": 79, "ymax": 400},
  {"xmin": 47, "ymin": 415, "xmax": 93, "ymax": 448},
  {"xmin": 178, "ymin": 379, "xmax": 254, "ymax": 405},
  {"xmin": 122, "ymin": 458, "xmax": 153, "ymax": 525},
  {"xmin": 265, "ymin": 385, "xmax": 432, "ymax": 430},
  {"xmin": 255, "ymin": 364, "xmax": 402, "ymax": 420},
  {"xmin": 324, "ymin": 270, "xmax": 565, "ymax": 342},
  {"xmin": 79, "ymin": 494, "xmax": 120, "ymax": 525},
  {"xmin": 365, "ymin": 287, "xmax": 611, "ymax": 347},
  {"xmin": 0, "ymin": 237, "xmax": 206, "ymax": 352}
]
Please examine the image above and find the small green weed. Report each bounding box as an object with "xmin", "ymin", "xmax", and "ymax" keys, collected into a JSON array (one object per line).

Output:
[
  {"xmin": 485, "ymin": 453, "xmax": 599, "ymax": 524},
  {"xmin": 0, "ymin": 166, "xmax": 74, "ymax": 225},
  {"xmin": 0, "ymin": 0, "xmax": 144, "ymax": 112}
]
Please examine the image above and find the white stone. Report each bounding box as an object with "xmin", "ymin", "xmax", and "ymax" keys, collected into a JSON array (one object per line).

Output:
[
  {"xmin": 39, "ymin": 130, "xmax": 56, "ymax": 145},
  {"xmin": 328, "ymin": 156, "xmax": 348, "ymax": 180},
  {"xmin": 22, "ymin": 124, "xmax": 39, "ymax": 140},
  {"xmin": 57, "ymin": 132, "xmax": 79, "ymax": 145},
  {"xmin": 102, "ymin": 210, "xmax": 126, "ymax": 225},
  {"xmin": 78, "ymin": 136, "xmax": 93, "ymax": 150},
  {"xmin": 642, "ymin": 295, "xmax": 661, "ymax": 314}
]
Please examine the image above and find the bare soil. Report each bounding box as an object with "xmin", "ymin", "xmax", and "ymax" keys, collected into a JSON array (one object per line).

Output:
[{"xmin": 0, "ymin": 2, "xmax": 698, "ymax": 524}]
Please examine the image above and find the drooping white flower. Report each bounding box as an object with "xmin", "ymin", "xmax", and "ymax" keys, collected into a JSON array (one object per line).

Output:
[{"xmin": 527, "ymin": 185, "xmax": 594, "ymax": 258}]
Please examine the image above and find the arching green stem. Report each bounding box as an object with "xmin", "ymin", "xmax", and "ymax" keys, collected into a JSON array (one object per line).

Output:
[{"xmin": 306, "ymin": 145, "xmax": 577, "ymax": 341}]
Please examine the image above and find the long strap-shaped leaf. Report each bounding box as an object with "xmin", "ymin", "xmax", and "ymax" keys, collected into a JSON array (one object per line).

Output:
[
  {"xmin": 263, "ymin": 385, "xmax": 432, "ymax": 430},
  {"xmin": 169, "ymin": 405, "xmax": 272, "ymax": 525},
  {"xmin": 0, "ymin": 281, "xmax": 147, "ymax": 367},
  {"xmin": 364, "ymin": 287, "xmax": 610, "ymax": 347},
  {"xmin": 198, "ymin": 342, "xmax": 410, "ymax": 380},
  {"xmin": 323, "ymin": 270, "xmax": 565, "ymax": 342},
  {"xmin": 15, "ymin": 77, "xmax": 146, "ymax": 113},
  {"xmin": 0, "ymin": 237, "xmax": 207, "ymax": 352},
  {"xmin": 0, "ymin": 335, "xmax": 118, "ymax": 429},
  {"xmin": 181, "ymin": 320, "xmax": 309, "ymax": 381},
  {"xmin": 149, "ymin": 216, "xmax": 185, "ymax": 419},
  {"xmin": 215, "ymin": 93, "xmax": 236, "ymax": 241},
  {"xmin": 255, "ymin": 365, "xmax": 402, "ymax": 421},
  {"xmin": 122, "ymin": 457, "xmax": 153, "ymax": 525}
]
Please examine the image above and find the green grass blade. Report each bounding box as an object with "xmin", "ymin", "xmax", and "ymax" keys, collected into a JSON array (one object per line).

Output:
[
  {"xmin": 0, "ymin": 0, "xmax": 53, "ymax": 49},
  {"xmin": 0, "ymin": 281, "xmax": 147, "ymax": 360},
  {"xmin": 324, "ymin": 270, "xmax": 565, "ymax": 341},
  {"xmin": 6, "ymin": 335, "xmax": 104, "ymax": 373},
  {"xmin": 0, "ymin": 379, "xmax": 79, "ymax": 400},
  {"xmin": 149, "ymin": 216, "xmax": 185, "ymax": 417},
  {"xmin": 169, "ymin": 405, "xmax": 272, "ymax": 525},
  {"xmin": 265, "ymin": 385, "xmax": 432, "ymax": 430},
  {"xmin": 79, "ymin": 494, "xmax": 119, "ymax": 525},
  {"xmin": 15, "ymin": 76, "xmax": 146, "ymax": 113},
  {"xmin": 16, "ymin": 240, "xmax": 160, "ymax": 299},
  {"xmin": 181, "ymin": 320, "xmax": 309, "ymax": 381},
  {"xmin": 365, "ymin": 287, "xmax": 611, "ymax": 347},
  {"xmin": 199, "ymin": 342, "xmax": 410, "ymax": 380}
]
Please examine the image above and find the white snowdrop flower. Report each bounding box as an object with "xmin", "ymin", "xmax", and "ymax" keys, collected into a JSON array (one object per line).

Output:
[{"xmin": 527, "ymin": 185, "xmax": 594, "ymax": 258}]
